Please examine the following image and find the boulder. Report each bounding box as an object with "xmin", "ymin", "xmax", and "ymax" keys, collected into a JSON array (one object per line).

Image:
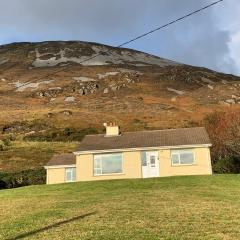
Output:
[
  {"xmin": 24, "ymin": 131, "xmax": 36, "ymax": 136},
  {"xmin": 111, "ymin": 85, "xmax": 119, "ymax": 91},
  {"xmin": 207, "ymin": 85, "xmax": 214, "ymax": 90},
  {"xmin": 62, "ymin": 110, "xmax": 73, "ymax": 116},
  {"xmin": 64, "ymin": 97, "xmax": 75, "ymax": 102},
  {"xmin": 38, "ymin": 92, "xmax": 44, "ymax": 98},
  {"xmin": 79, "ymin": 89, "xmax": 85, "ymax": 95},
  {"xmin": 225, "ymin": 99, "xmax": 236, "ymax": 104},
  {"xmin": 103, "ymin": 88, "xmax": 109, "ymax": 94},
  {"xmin": 219, "ymin": 101, "xmax": 231, "ymax": 106}
]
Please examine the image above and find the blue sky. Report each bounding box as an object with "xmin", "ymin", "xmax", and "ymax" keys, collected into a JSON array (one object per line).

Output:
[{"xmin": 0, "ymin": 0, "xmax": 239, "ymax": 75}]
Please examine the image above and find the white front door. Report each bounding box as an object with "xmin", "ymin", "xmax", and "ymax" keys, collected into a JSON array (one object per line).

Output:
[{"xmin": 142, "ymin": 151, "xmax": 160, "ymax": 178}]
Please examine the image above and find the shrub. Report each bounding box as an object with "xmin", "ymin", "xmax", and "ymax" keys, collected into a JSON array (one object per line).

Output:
[
  {"xmin": 204, "ymin": 109, "xmax": 240, "ymax": 159},
  {"xmin": 0, "ymin": 140, "xmax": 6, "ymax": 151},
  {"xmin": 2, "ymin": 137, "xmax": 11, "ymax": 146},
  {"xmin": 0, "ymin": 168, "xmax": 46, "ymax": 189},
  {"xmin": 23, "ymin": 127, "xmax": 99, "ymax": 142},
  {"xmin": 2, "ymin": 119, "xmax": 49, "ymax": 134},
  {"xmin": 0, "ymin": 134, "xmax": 15, "ymax": 151},
  {"xmin": 132, "ymin": 119, "xmax": 148, "ymax": 129},
  {"xmin": 203, "ymin": 109, "xmax": 240, "ymax": 173},
  {"xmin": 213, "ymin": 156, "xmax": 240, "ymax": 174}
]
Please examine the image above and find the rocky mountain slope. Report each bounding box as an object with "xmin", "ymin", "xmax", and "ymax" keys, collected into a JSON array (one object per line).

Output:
[{"xmin": 0, "ymin": 41, "xmax": 240, "ymax": 134}]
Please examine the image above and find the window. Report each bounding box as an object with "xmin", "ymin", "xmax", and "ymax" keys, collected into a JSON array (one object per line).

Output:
[
  {"xmin": 65, "ymin": 168, "xmax": 76, "ymax": 182},
  {"xmin": 141, "ymin": 151, "xmax": 147, "ymax": 166},
  {"xmin": 150, "ymin": 155, "xmax": 156, "ymax": 167},
  {"xmin": 171, "ymin": 149, "xmax": 195, "ymax": 165},
  {"xmin": 94, "ymin": 153, "xmax": 123, "ymax": 175}
]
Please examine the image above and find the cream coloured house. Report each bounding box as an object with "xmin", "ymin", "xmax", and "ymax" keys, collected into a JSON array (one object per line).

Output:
[{"xmin": 45, "ymin": 124, "xmax": 212, "ymax": 184}]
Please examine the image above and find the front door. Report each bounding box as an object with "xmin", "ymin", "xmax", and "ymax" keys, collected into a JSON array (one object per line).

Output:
[{"xmin": 142, "ymin": 151, "xmax": 160, "ymax": 178}]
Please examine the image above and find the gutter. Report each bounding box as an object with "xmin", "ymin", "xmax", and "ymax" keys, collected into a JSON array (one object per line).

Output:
[
  {"xmin": 73, "ymin": 144, "xmax": 212, "ymax": 155},
  {"xmin": 44, "ymin": 164, "xmax": 76, "ymax": 169}
]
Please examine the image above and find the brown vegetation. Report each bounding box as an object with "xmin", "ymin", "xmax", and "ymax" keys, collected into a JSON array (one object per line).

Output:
[{"xmin": 0, "ymin": 41, "xmax": 240, "ymax": 174}]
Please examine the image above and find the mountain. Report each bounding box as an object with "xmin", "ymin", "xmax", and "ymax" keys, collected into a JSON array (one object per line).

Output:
[{"xmin": 0, "ymin": 40, "xmax": 240, "ymax": 134}]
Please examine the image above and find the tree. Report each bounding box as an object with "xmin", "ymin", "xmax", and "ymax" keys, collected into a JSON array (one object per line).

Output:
[{"xmin": 204, "ymin": 109, "xmax": 240, "ymax": 171}]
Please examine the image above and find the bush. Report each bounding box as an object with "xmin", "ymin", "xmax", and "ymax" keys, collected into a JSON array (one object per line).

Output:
[
  {"xmin": 2, "ymin": 137, "xmax": 11, "ymax": 146},
  {"xmin": 204, "ymin": 109, "xmax": 240, "ymax": 159},
  {"xmin": 2, "ymin": 119, "xmax": 49, "ymax": 134},
  {"xmin": 0, "ymin": 140, "xmax": 6, "ymax": 151},
  {"xmin": 203, "ymin": 109, "xmax": 240, "ymax": 173},
  {"xmin": 0, "ymin": 134, "xmax": 15, "ymax": 151},
  {"xmin": 0, "ymin": 168, "xmax": 46, "ymax": 189},
  {"xmin": 213, "ymin": 156, "xmax": 240, "ymax": 174},
  {"xmin": 23, "ymin": 127, "xmax": 99, "ymax": 142}
]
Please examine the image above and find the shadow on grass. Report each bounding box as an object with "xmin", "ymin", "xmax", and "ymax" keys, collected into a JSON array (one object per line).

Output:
[{"xmin": 7, "ymin": 211, "xmax": 97, "ymax": 240}]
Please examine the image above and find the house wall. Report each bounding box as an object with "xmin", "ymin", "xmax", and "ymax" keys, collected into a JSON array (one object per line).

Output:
[
  {"xmin": 47, "ymin": 168, "xmax": 65, "ymax": 184},
  {"xmin": 46, "ymin": 147, "xmax": 212, "ymax": 184},
  {"xmin": 76, "ymin": 151, "xmax": 142, "ymax": 181},
  {"xmin": 159, "ymin": 147, "xmax": 212, "ymax": 177},
  {"xmin": 76, "ymin": 147, "xmax": 212, "ymax": 181}
]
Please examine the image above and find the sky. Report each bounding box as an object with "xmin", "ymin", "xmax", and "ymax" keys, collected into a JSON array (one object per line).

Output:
[{"xmin": 0, "ymin": 0, "xmax": 239, "ymax": 75}]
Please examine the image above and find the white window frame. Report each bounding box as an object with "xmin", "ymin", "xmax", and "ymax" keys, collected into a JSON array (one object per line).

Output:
[
  {"xmin": 65, "ymin": 167, "xmax": 76, "ymax": 182},
  {"xmin": 171, "ymin": 149, "xmax": 195, "ymax": 166},
  {"xmin": 93, "ymin": 153, "xmax": 123, "ymax": 176}
]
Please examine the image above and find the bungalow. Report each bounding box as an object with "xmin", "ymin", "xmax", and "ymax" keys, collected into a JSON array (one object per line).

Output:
[{"xmin": 45, "ymin": 124, "xmax": 212, "ymax": 184}]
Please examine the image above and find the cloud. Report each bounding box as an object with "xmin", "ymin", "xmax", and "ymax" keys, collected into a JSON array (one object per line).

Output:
[
  {"xmin": 0, "ymin": 0, "xmax": 239, "ymax": 75},
  {"xmin": 229, "ymin": 32, "xmax": 240, "ymax": 71}
]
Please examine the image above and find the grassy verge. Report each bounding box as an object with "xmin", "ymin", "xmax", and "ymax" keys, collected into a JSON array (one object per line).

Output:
[{"xmin": 0, "ymin": 175, "xmax": 240, "ymax": 240}]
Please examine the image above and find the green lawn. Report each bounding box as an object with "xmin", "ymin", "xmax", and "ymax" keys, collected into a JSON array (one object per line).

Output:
[{"xmin": 0, "ymin": 175, "xmax": 240, "ymax": 240}]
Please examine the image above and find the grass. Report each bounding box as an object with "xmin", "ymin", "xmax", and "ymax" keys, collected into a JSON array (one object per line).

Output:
[
  {"xmin": 0, "ymin": 141, "xmax": 78, "ymax": 172},
  {"xmin": 0, "ymin": 175, "xmax": 240, "ymax": 240}
]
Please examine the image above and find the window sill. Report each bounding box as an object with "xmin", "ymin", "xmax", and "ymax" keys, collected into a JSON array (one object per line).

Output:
[
  {"xmin": 93, "ymin": 173, "xmax": 125, "ymax": 177},
  {"xmin": 171, "ymin": 164, "xmax": 197, "ymax": 167}
]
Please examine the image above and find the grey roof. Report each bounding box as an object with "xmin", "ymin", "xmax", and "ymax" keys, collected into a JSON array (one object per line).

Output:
[
  {"xmin": 77, "ymin": 127, "xmax": 211, "ymax": 152},
  {"xmin": 46, "ymin": 153, "xmax": 76, "ymax": 166}
]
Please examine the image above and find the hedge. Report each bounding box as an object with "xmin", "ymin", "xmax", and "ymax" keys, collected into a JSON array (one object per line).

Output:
[{"xmin": 0, "ymin": 168, "xmax": 46, "ymax": 189}]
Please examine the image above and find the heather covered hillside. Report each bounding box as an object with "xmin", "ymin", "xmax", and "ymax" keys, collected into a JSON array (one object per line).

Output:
[
  {"xmin": 0, "ymin": 41, "xmax": 240, "ymax": 179},
  {"xmin": 0, "ymin": 41, "xmax": 240, "ymax": 131}
]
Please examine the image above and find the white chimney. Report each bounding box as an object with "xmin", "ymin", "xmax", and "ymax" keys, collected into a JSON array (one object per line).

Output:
[{"xmin": 104, "ymin": 122, "xmax": 120, "ymax": 137}]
